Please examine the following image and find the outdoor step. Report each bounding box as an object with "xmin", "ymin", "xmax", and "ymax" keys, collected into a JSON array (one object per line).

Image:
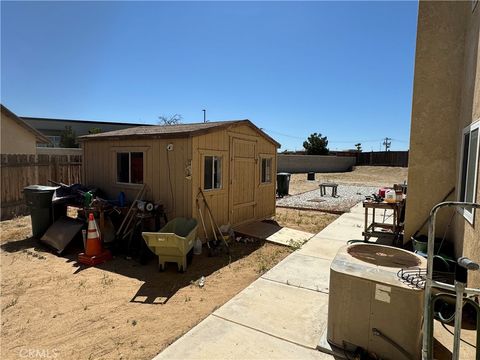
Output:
[{"xmin": 213, "ymin": 278, "xmax": 329, "ymax": 349}]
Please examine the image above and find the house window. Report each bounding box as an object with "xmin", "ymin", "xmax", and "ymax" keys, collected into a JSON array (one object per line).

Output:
[
  {"xmin": 261, "ymin": 158, "xmax": 272, "ymax": 183},
  {"xmin": 204, "ymin": 155, "xmax": 222, "ymax": 190},
  {"xmin": 459, "ymin": 121, "xmax": 479, "ymax": 223},
  {"xmin": 39, "ymin": 135, "xmax": 60, "ymax": 148},
  {"xmin": 116, "ymin": 152, "xmax": 144, "ymax": 184}
]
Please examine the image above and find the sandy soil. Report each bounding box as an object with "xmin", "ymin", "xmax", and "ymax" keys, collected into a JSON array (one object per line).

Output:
[
  {"xmin": 1, "ymin": 167, "xmax": 401, "ymax": 359},
  {"xmin": 274, "ymin": 208, "xmax": 338, "ymax": 234},
  {"xmin": 288, "ymin": 166, "xmax": 408, "ymax": 195},
  {"xmin": 0, "ymin": 216, "xmax": 293, "ymax": 360}
]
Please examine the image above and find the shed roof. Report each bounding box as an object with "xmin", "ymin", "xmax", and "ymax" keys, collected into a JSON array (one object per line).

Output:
[
  {"xmin": 79, "ymin": 119, "xmax": 280, "ymax": 147},
  {"xmin": 21, "ymin": 116, "xmax": 150, "ymax": 127},
  {"xmin": 1, "ymin": 105, "xmax": 51, "ymax": 144}
]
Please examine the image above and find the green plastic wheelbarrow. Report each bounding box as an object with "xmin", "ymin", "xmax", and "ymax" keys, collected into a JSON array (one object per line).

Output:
[{"xmin": 142, "ymin": 217, "xmax": 198, "ymax": 272}]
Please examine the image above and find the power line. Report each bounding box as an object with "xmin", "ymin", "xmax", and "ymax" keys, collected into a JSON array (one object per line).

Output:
[
  {"xmin": 262, "ymin": 128, "xmax": 409, "ymax": 148},
  {"xmin": 262, "ymin": 129, "xmax": 304, "ymax": 140},
  {"xmin": 391, "ymin": 138, "xmax": 409, "ymax": 143}
]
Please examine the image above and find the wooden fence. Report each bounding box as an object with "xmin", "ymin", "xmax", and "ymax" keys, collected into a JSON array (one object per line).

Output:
[
  {"xmin": 1, "ymin": 154, "xmax": 82, "ymax": 220},
  {"xmin": 356, "ymin": 151, "xmax": 409, "ymax": 167},
  {"xmin": 329, "ymin": 151, "xmax": 409, "ymax": 167}
]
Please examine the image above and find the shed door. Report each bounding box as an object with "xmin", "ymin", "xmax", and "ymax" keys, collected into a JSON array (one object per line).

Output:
[{"xmin": 230, "ymin": 138, "xmax": 256, "ymax": 224}]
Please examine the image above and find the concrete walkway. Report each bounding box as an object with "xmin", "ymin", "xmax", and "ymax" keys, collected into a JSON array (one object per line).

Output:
[{"xmin": 154, "ymin": 203, "xmax": 393, "ymax": 360}]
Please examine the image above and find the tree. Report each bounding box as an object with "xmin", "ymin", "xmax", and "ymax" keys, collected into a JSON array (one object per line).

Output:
[
  {"xmin": 158, "ymin": 114, "xmax": 182, "ymax": 125},
  {"xmin": 355, "ymin": 143, "xmax": 362, "ymax": 152},
  {"xmin": 303, "ymin": 133, "xmax": 329, "ymax": 155},
  {"xmin": 59, "ymin": 125, "xmax": 78, "ymax": 148},
  {"xmin": 89, "ymin": 127, "xmax": 102, "ymax": 134}
]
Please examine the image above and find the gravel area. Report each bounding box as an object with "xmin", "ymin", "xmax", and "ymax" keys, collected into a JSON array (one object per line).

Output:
[{"xmin": 277, "ymin": 184, "xmax": 378, "ymax": 213}]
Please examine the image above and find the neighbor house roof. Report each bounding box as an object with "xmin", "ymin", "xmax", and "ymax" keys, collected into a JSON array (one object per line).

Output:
[
  {"xmin": 79, "ymin": 119, "xmax": 280, "ymax": 147},
  {"xmin": 21, "ymin": 116, "xmax": 150, "ymax": 127},
  {"xmin": 1, "ymin": 105, "xmax": 51, "ymax": 144}
]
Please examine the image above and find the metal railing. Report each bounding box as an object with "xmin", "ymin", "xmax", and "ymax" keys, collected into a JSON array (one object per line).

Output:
[{"xmin": 422, "ymin": 201, "xmax": 480, "ymax": 360}]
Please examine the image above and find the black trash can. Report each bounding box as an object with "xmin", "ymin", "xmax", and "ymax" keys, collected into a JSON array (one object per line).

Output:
[
  {"xmin": 307, "ymin": 172, "xmax": 315, "ymax": 181},
  {"xmin": 276, "ymin": 173, "xmax": 291, "ymax": 197},
  {"xmin": 24, "ymin": 185, "xmax": 58, "ymax": 238}
]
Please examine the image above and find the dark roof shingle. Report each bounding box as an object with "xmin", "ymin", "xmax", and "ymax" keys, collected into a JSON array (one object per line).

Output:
[{"xmin": 79, "ymin": 119, "xmax": 280, "ymax": 147}]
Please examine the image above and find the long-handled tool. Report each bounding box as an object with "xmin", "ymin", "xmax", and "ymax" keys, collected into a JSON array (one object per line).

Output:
[
  {"xmin": 207, "ymin": 207, "xmax": 220, "ymax": 245},
  {"xmin": 196, "ymin": 198, "xmax": 211, "ymax": 249},
  {"xmin": 198, "ymin": 188, "xmax": 229, "ymax": 252},
  {"xmin": 116, "ymin": 184, "xmax": 146, "ymax": 238}
]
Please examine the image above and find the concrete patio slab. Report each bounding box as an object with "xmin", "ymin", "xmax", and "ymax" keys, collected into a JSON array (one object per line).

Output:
[
  {"xmin": 152, "ymin": 200, "xmax": 385, "ymax": 360},
  {"xmin": 350, "ymin": 203, "xmax": 364, "ymax": 213},
  {"xmin": 299, "ymin": 237, "xmax": 347, "ymax": 260},
  {"xmin": 316, "ymin": 327, "xmax": 347, "ymax": 359},
  {"xmin": 315, "ymin": 224, "xmax": 362, "ymax": 242},
  {"xmin": 262, "ymin": 252, "xmax": 331, "ymax": 293},
  {"xmin": 214, "ymin": 278, "xmax": 329, "ymax": 349},
  {"xmin": 317, "ymin": 327, "xmax": 334, "ymax": 355},
  {"xmin": 154, "ymin": 315, "xmax": 335, "ymax": 360}
]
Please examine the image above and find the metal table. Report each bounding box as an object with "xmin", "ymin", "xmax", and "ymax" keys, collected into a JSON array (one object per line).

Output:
[
  {"xmin": 319, "ymin": 183, "xmax": 338, "ymax": 197},
  {"xmin": 362, "ymin": 200, "xmax": 405, "ymax": 244}
]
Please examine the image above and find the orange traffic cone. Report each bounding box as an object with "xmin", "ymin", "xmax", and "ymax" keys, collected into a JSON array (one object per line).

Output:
[
  {"xmin": 78, "ymin": 213, "xmax": 112, "ymax": 266},
  {"xmin": 85, "ymin": 213, "xmax": 102, "ymax": 256}
]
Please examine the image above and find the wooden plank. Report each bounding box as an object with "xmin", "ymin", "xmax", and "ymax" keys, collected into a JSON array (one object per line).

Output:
[{"xmin": 233, "ymin": 221, "xmax": 313, "ymax": 247}]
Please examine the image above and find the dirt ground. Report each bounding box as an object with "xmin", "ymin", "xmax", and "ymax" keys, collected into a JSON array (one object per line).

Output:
[
  {"xmin": 288, "ymin": 166, "xmax": 408, "ymax": 195},
  {"xmin": 0, "ymin": 205, "xmax": 337, "ymax": 360},
  {"xmin": 1, "ymin": 166, "xmax": 404, "ymax": 359},
  {"xmin": 0, "ymin": 216, "xmax": 296, "ymax": 360}
]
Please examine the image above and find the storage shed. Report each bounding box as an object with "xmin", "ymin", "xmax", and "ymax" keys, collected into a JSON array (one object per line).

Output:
[{"xmin": 79, "ymin": 120, "xmax": 280, "ymax": 236}]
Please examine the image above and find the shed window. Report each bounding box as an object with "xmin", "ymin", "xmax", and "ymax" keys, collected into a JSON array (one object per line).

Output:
[
  {"xmin": 204, "ymin": 155, "xmax": 222, "ymax": 190},
  {"xmin": 459, "ymin": 121, "xmax": 479, "ymax": 223},
  {"xmin": 116, "ymin": 152, "xmax": 144, "ymax": 184},
  {"xmin": 261, "ymin": 158, "xmax": 272, "ymax": 183}
]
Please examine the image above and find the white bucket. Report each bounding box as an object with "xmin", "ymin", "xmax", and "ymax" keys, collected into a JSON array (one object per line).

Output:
[{"xmin": 193, "ymin": 237, "xmax": 202, "ymax": 255}]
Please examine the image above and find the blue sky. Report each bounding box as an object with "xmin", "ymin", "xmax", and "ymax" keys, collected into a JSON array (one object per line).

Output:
[{"xmin": 1, "ymin": 1, "xmax": 418, "ymax": 151}]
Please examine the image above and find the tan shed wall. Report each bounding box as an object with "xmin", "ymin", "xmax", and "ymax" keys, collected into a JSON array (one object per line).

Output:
[
  {"xmin": 191, "ymin": 123, "xmax": 277, "ymax": 240},
  {"xmin": 1, "ymin": 112, "xmax": 37, "ymax": 154},
  {"xmin": 406, "ymin": 1, "xmax": 480, "ymax": 287},
  {"xmin": 82, "ymin": 123, "xmax": 277, "ymax": 241},
  {"xmin": 83, "ymin": 137, "xmax": 192, "ymax": 219}
]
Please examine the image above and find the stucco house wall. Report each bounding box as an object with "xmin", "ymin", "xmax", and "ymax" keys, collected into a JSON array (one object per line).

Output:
[
  {"xmin": 1, "ymin": 105, "xmax": 50, "ymax": 154},
  {"xmin": 452, "ymin": 0, "xmax": 480, "ymax": 286},
  {"xmin": 1, "ymin": 112, "xmax": 37, "ymax": 154},
  {"xmin": 405, "ymin": 1, "xmax": 480, "ymax": 287}
]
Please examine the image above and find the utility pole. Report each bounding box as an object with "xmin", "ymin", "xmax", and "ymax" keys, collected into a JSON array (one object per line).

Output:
[
  {"xmin": 202, "ymin": 109, "xmax": 207, "ymax": 123},
  {"xmin": 383, "ymin": 137, "xmax": 392, "ymax": 152}
]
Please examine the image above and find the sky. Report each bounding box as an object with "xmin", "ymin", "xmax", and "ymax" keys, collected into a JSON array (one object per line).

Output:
[{"xmin": 1, "ymin": 1, "xmax": 418, "ymax": 151}]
